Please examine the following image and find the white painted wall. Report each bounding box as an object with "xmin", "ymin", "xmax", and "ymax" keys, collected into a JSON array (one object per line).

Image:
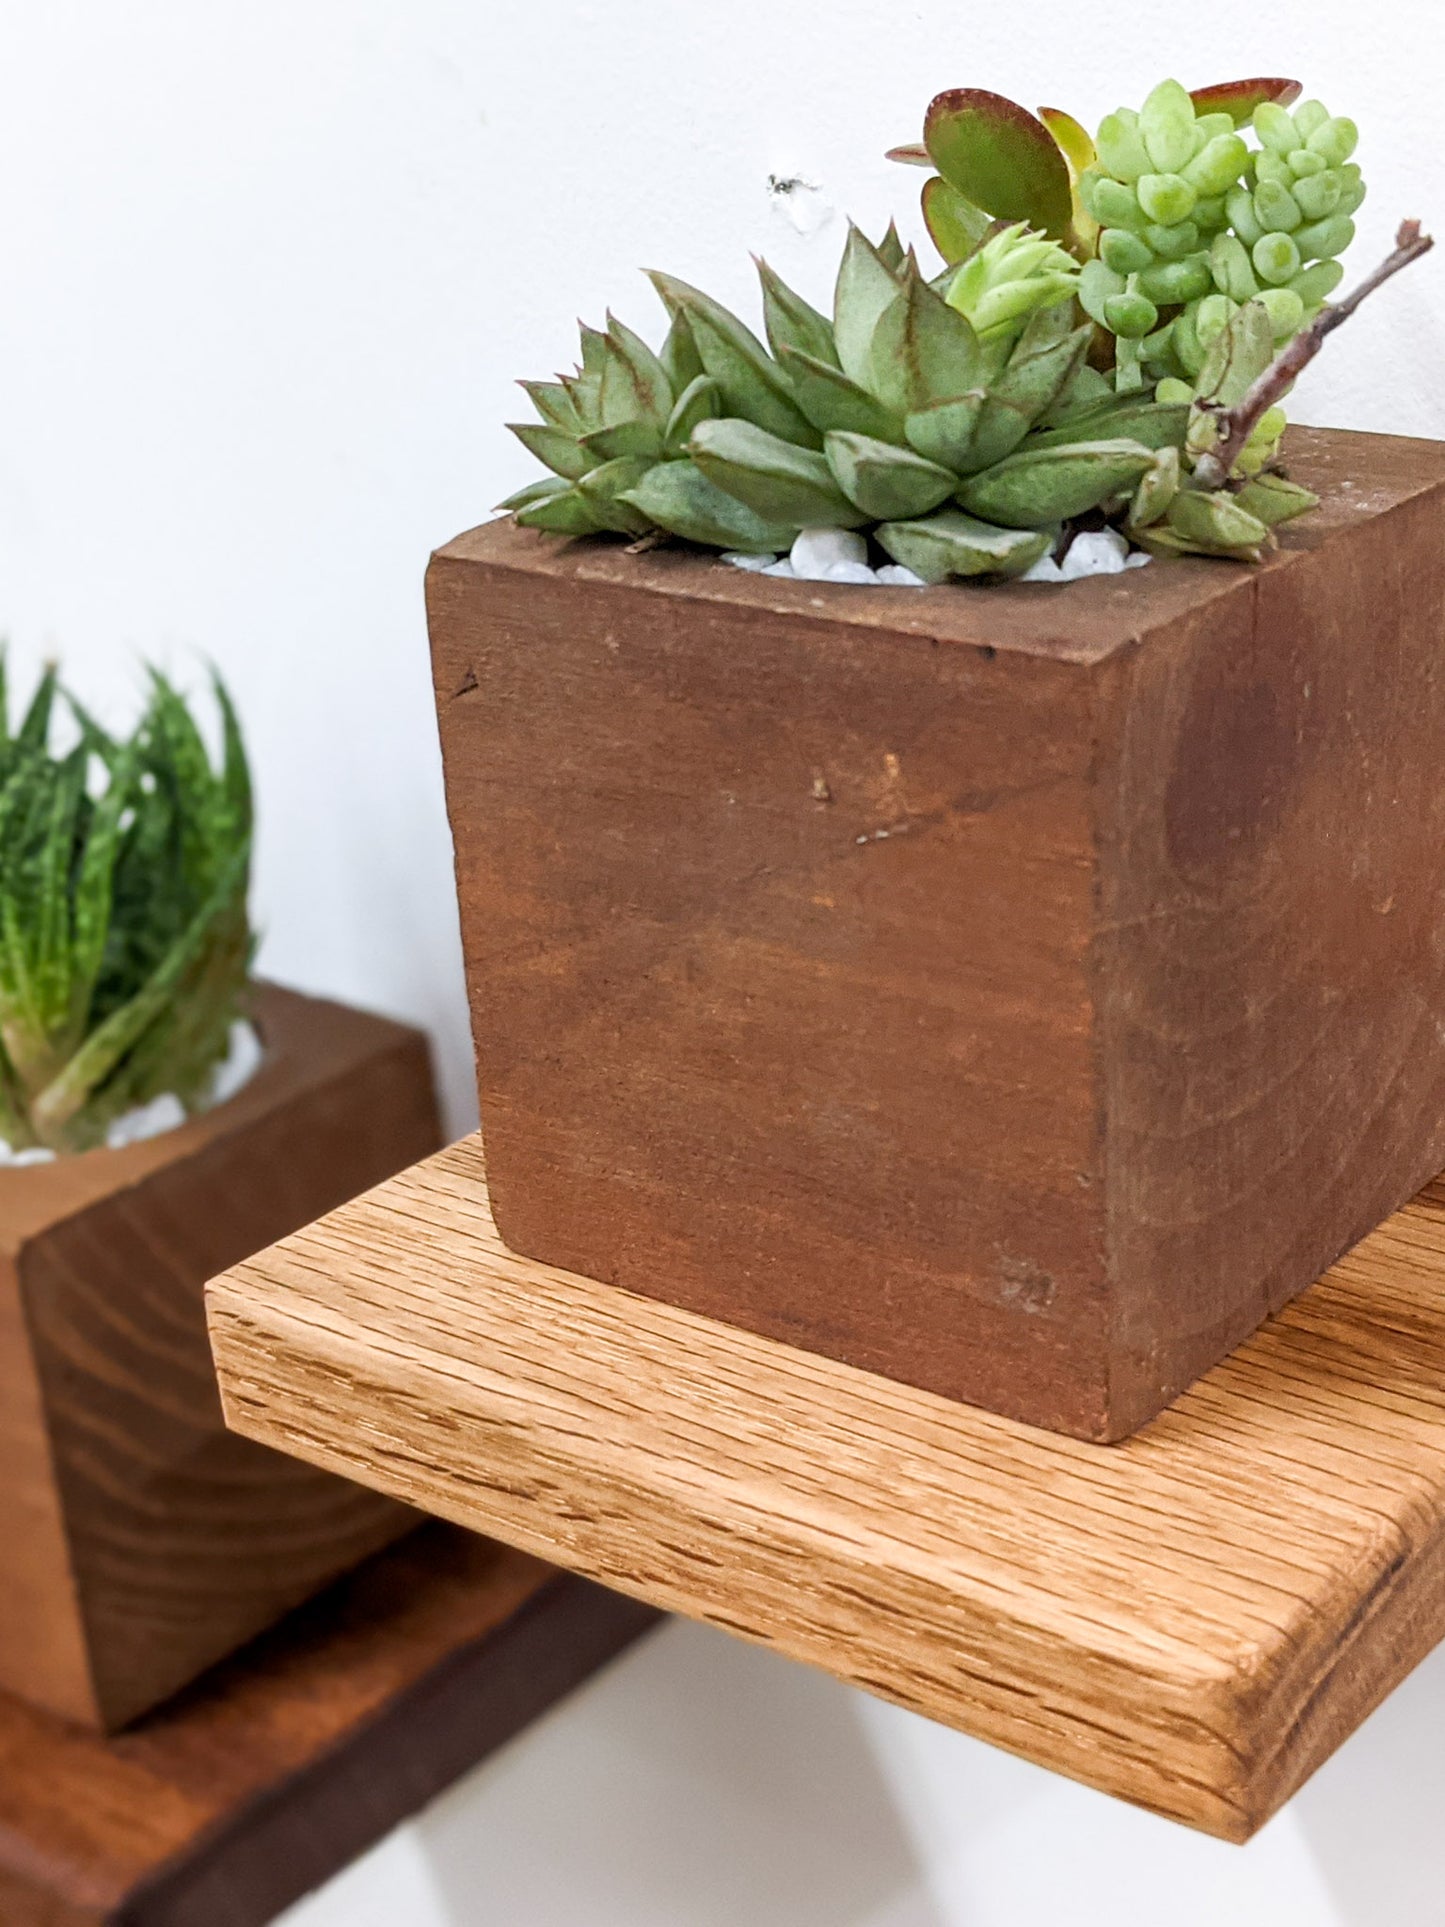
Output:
[{"xmin": 2, "ymin": 4, "xmax": 1443, "ymax": 1921}]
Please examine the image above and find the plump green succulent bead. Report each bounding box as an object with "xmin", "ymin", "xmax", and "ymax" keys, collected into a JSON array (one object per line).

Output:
[
  {"xmin": 1145, "ymin": 219, "xmax": 1201, "ymax": 260},
  {"xmin": 1309, "ymin": 116, "xmax": 1358, "ymax": 164},
  {"xmin": 1253, "ymin": 101, "xmax": 1299, "ymax": 154},
  {"xmin": 1253, "ymin": 232, "xmax": 1302, "ymax": 285},
  {"xmin": 1254, "ymin": 179, "xmax": 1304, "ymax": 232},
  {"xmin": 1293, "ymin": 170, "xmax": 1342, "ymax": 220},
  {"xmin": 1211, "ymin": 232, "xmax": 1259, "ymax": 301},
  {"xmin": 1137, "ymin": 256, "xmax": 1213, "ymax": 304},
  {"xmin": 1295, "ymin": 213, "xmax": 1355, "ymax": 261},
  {"xmin": 1139, "ymin": 79, "xmax": 1197, "ymax": 173},
  {"xmin": 1095, "ymin": 110, "xmax": 1153, "ymax": 182},
  {"xmin": 1290, "ymin": 257, "xmax": 1345, "ymax": 308},
  {"xmin": 1185, "ymin": 132, "xmax": 1250, "ymax": 196},
  {"xmin": 1104, "ymin": 289, "xmax": 1159, "ymax": 338},
  {"xmin": 1227, "ymin": 184, "xmax": 1263, "ymax": 245},
  {"xmin": 1194, "ymin": 292, "xmax": 1238, "ymax": 347},
  {"xmin": 1258, "ymin": 285, "xmax": 1305, "ymax": 337},
  {"xmin": 1137, "ymin": 172, "xmax": 1196, "ymax": 224},
  {"xmin": 1100, "ymin": 227, "xmax": 1153, "ymax": 274}
]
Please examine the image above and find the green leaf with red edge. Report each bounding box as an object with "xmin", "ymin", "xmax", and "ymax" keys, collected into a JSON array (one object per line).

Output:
[
  {"xmin": 885, "ymin": 142, "xmax": 933, "ymax": 168},
  {"xmin": 921, "ymin": 176, "xmax": 992, "ymax": 265},
  {"xmin": 923, "ymin": 89, "xmax": 1074, "ymax": 240},
  {"xmin": 1189, "ymin": 78, "xmax": 1303, "ymax": 126}
]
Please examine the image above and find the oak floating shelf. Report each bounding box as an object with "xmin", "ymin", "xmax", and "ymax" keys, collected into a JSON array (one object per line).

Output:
[{"xmin": 207, "ymin": 1136, "xmax": 1445, "ymax": 1843}]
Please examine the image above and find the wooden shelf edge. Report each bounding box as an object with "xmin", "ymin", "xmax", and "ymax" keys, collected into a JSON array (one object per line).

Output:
[
  {"xmin": 0, "ymin": 1523, "xmax": 659, "ymax": 1926},
  {"xmin": 207, "ymin": 1136, "xmax": 1445, "ymax": 1842}
]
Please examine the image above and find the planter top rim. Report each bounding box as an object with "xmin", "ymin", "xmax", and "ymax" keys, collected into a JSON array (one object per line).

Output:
[
  {"xmin": 442, "ymin": 427, "xmax": 1445, "ymax": 667},
  {"xmin": 0, "ymin": 982, "xmax": 422, "ymax": 1245}
]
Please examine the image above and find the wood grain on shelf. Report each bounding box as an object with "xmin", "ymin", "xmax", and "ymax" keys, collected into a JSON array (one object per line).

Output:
[
  {"xmin": 0, "ymin": 1523, "xmax": 659, "ymax": 1926},
  {"xmin": 210, "ymin": 1134, "xmax": 1445, "ymax": 1841}
]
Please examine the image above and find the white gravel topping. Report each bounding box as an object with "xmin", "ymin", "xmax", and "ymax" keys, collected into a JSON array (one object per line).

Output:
[
  {"xmin": 1058, "ymin": 528, "xmax": 1130, "ymax": 580},
  {"xmin": 876, "ymin": 564, "xmax": 928, "ymax": 588},
  {"xmin": 790, "ymin": 528, "xmax": 869, "ymax": 579},
  {"xmin": 720, "ymin": 551, "xmax": 777, "ymax": 572}
]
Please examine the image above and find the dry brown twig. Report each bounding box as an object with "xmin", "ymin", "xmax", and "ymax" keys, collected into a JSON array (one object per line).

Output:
[{"xmin": 1193, "ymin": 218, "xmax": 1435, "ymax": 490}]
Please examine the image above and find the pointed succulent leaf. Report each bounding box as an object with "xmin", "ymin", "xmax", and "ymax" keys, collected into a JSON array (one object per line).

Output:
[
  {"xmin": 833, "ymin": 226, "xmax": 904, "ymax": 389},
  {"xmin": 824, "ymin": 431, "xmax": 957, "ymax": 521},
  {"xmin": 521, "ymin": 380, "xmax": 582, "ymax": 431},
  {"xmin": 1163, "ymin": 486, "xmax": 1271, "ymax": 557},
  {"xmin": 923, "ymin": 89, "xmax": 1074, "ymax": 240},
  {"xmin": 581, "ymin": 420, "xmax": 666, "ymax": 462},
  {"xmin": 756, "ymin": 258, "xmax": 839, "ymax": 369},
  {"xmin": 576, "ymin": 457, "xmax": 656, "ymax": 535},
  {"xmin": 578, "ymin": 324, "xmax": 610, "ymax": 376},
  {"xmin": 867, "ymin": 264, "xmax": 983, "ymax": 417},
  {"xmin": 876, "ymin": 510, "xmax": 1050, "ymax": 583},
  {"xmin": 921, "ymin": 176, "xmax": 992, "ymax": 265},
  {"xmin": 1235, "ymin": 474, "xmax": 1320, "ymax": 526},
  {"xmin": 1189, "ymin": 78, "xmax": 1303, "ymax": 126},
  {"xmin": 1028, "ymin": 395, "xmax": 1190, "ymax": 451},
  {"xmin": 690, "ymin": 418, "xmax": 865, "ymax": 528},
  {"xmin": 659, "ymin": 310, "xmax": 704, "ymax": 395},
  {"xmin": 514, "ymin": 485, "xmax": 607, "ymax": 537},
  {"xmin": 649, "ymin": 271, "xmax": 821, "ymax": 447},
  {"xmin": 877, "ymin": 222, "xmax": 908, "ymax": 273},
  {"xmin": 599, "ymin": 316, "xmax": 673, "ymax": 428},
  {"xmin": 990, "ymin": 323, "xmax": 1092, "ymax": 430},
  {"xmin": 563, "ymin": 368, "xmax": 604, "ymax": 433},
  {"xmin": 886, "ymin": 142, "xmax": 934, "ymax": 168},
  {"xmin": 780, "ymin": 347, "xmax": 904, "ymax": 440},
  {"xmin": 954, "ymin": 398, "xmax": 1034, "ymax": 475},
  {"xmin": 904, "ymin": 392, "xmax": 985, "ymax": 470},
  {"xmin": 956, "ymin": 438, "xmax": 1158, "ymax": 528},
  {"xmin": 664, "ymin": 374, "xmax": 721, "ymax": 451},
  {"xmin": 508, "ymin": 421, "xmax": 589, "ymax": 480},
  {"xmin": 619, "ymin": 460, "xmax": 796, "ymax": 552},
  {"xmin": 497, "ymin": 476, "xmax": 572, "ymax": 513},
  {"xmin": 1128, "ymin": 445, "xmax": 1182, "ymax": 527}
]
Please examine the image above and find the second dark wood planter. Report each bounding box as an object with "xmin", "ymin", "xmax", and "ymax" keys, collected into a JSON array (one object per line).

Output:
[
  {"xmin": 0, "ymin": 981, "xmax": 440, "ymax": 1731},
  {"xmin": 427, "ymin": 426, "xmax": 1445, "ymax": 1442}
]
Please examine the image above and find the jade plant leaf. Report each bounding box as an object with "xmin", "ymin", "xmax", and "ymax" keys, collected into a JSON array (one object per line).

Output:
[
  {"xmin": 955, "ymin": 437, "xmax": 1158, "ymax": 527},
  {"xmin": 690, "ymin": 418, "xmax": 865, "ymax": 528},
  {"xmin": 885, "ymin": 141, "xmax": 934, "ymax": 168},
  {"xmin": 921, "ymin": 176, "xmax": 992, "ymax": 264},
  {"xmin": 620, "ymin": 460, "xmax": 797, "ymax": 552},
  {"xmin": 875, "ymin": 510, "xmax": 1050, "ymax": 582},
  {"xmin": 923, "ymin": 89, "xmax": 1075, "ymax": 241},
  {"xmin": 824, "ymin": 431, "xmax": 958, "ymax": 521},
  {"xmin": 1189, "ymin": 78, "xmax": 1303, "ymax": 126}
]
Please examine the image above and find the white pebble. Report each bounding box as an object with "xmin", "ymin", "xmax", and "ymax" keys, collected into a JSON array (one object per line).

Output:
[
  {"xmin": 1125, "ymin": 550, "xmax": 1153, "ymax": 569},
  {"xmin": 0, "ymin": 1141, "xmax": 57, "ymax": 1167},
  {"xmin": 1020, "ymin": 551, "xmax": 1066, "ymax": 584},
  {"xmin": 1058, "ymin": 529, "xmax": 1130, "ymax": 580},
  {"xmin": 210, "ymin": 1021, "xmax": 265, "ymax": 1107},
  {"xmin": 106, "ymin": 1092, "xmax": 187, "ymax": 1151},
  {"xmin": 790, "ymin": 528, "xmax": 868, "ymax": 580},
  {"xmin": 762, "ymin": 559, "xmax": 796, "ymax": 577},
  {"xmin": 720, "ymin": 551, "xmax": 777, "ymax": 572},
  {"xmin": 876, "ymin": 564, "xmax": 928, "ymax": 588},
  {"xmin": 823, "ymin": 559, "xmax": 879, "ymax": 584}
]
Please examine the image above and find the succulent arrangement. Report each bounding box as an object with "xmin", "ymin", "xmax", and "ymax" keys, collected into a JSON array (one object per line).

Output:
[
  {"xmin": 503, "ymin": 76, "xmax": 1431, "ymax": 583},
  {"xmin": 0, "ymin": 659, "xmax": 255, "ymax": 1156}
]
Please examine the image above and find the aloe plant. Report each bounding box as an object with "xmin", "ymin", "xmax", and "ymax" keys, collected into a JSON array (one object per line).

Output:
[{"xmin": 0, "ymin": 660, "xmax": 255, "ymax": 1156}]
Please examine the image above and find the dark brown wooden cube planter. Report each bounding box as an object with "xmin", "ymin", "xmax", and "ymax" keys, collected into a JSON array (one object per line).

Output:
[
  {"xmin": 427, "ymin": 425, "xmax": 1445, "ymax": 1442},
  {"xmin": 0, "ymin": 981, "xmax": 440, "ymax": 1732}
]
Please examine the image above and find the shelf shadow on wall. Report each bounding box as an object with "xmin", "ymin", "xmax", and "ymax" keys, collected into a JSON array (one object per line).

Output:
[{"xmin": 415, "ymin": 1616, "xmax": 947, "ymax": 1927}]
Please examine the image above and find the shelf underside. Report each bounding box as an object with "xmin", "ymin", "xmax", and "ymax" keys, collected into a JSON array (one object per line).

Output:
[{"xmin": 207, "ymin": 1135, "xmax": 1445, "ymax": 1842}]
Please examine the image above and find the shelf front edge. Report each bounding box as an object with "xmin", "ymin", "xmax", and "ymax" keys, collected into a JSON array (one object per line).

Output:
[{"xmin": 205, "ymin": 1135, "xmax": 1445, "ymax": 1842}]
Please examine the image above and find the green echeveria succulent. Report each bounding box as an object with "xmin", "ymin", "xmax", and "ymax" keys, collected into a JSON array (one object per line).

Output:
[
  {"xmin": 503, "ymin": 224, "xmax": 1320, "ymax": 579},
  {"xmin": 506, "ymin": 223, "xmax": 1155, "ymax": 581},
  {"xmin": 0, "ymin": 661, "xmax": 255, "ymax": 1155}
]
